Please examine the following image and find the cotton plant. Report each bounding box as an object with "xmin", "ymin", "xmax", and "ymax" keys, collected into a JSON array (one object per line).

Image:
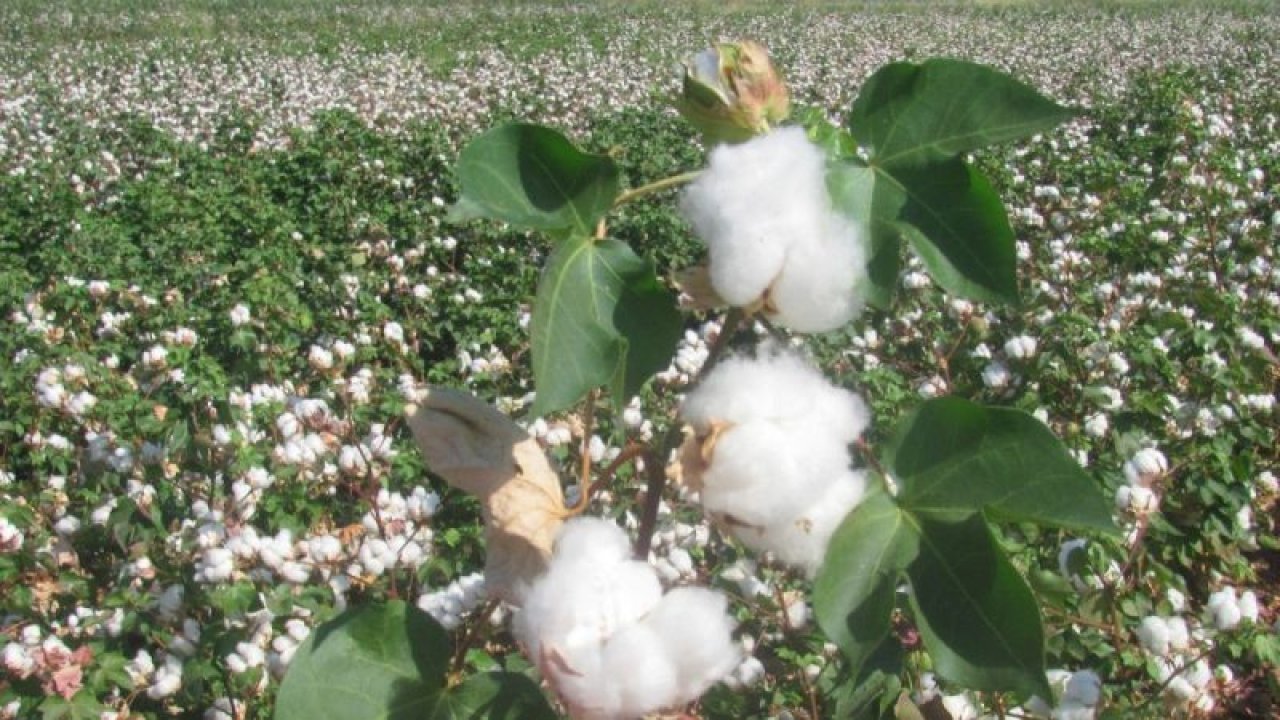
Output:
[{"xmin": 266, "ymin": 40, "xmax": 1129, "ymax": 720}]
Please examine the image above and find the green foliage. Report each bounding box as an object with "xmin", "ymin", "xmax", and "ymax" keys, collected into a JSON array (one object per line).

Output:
[
  {"xmin": 828, "ymin": 59, "xmax": 1077, "ymax": 306},
  {"xmin": 276, "ymin": 601, "xmax": 554, "ymax": 720},
  {"xmin": 817, "ymin": 396, "xmax": 1120, "ymax": 702},
  {"xmin": 451, "ymin": 123, "xmax": 620, "ymax": 235},
  {"xmin": 530, "ymin": 236, "xmax": 681, "ymax": 416},
  {"xmin": 885, "ymin": 397, "xmax": 1116, "ymax": 533}
]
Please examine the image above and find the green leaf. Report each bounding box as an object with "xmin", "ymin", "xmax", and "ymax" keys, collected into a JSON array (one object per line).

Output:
[
  {"xmin": 884, "ymin": 397, "xmax": 1116, "ymax": 534},
  {"xmin": 450, "ymin": 124, "xmax": 620, "ymax": 234},
  {"xmin": 891, "ymin": 159, "xmax": 1017, "ymax": 304},
  {"xmin": 905, "ymin": 511, "xmax": 1050, "ymax": 699},
  {"xmin": 530, "ymin": 236, "xmax": 681, "ymax": 416},
  {"xmin": 276, "ymin": 601, "xmax": 448, "ymax": 720},
  {"xmin": 814, "ymin": 486, "xmax": 918, "ymax": 678},
  {"xmin": 848, "ymin": 59, "xmax": 1076, "ymax": 170},
  {"xmin": 40, "ymin": 693, "xmax": 102, "ymax": 720},
  {"xmin": 277, "ymin": 602, "xmax": 556, "ymax": 720},
  {"xmin": 828, "ymin": 160, "xmax": 905, "ymax": 309},
  {"xmin": 430, "ymin": 672, "xmax": 557, "ymax": 720}
]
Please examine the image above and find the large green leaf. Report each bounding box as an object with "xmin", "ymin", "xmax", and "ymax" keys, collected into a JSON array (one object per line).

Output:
[
  {"xmin": 530, "ymin": 236, "xmax": 681, "ymax": 416},
  {"xmin": 429, "ymin": 673, "xmax": 558, "ymax": 720},
  {"xmin": 450, "ymin": 123, "xmax": 619, "ymax": 234},
  {"xmin": 276, "ymin": 601, "xmax": 448, "ymax": 720},
  {"xmin": 277, "ymin": 602, "xmax": 556, "ymax": 720},
  {"xmin": 814, "ymin": 486, "xmax": 918, "ymax": 679},
  {"xmin": 848, "ymin": 59, "xmax": 1076, "ymax": 170},
  {"xmin": 884, "ymin": 397, "xmax": 1116, "ymax": 534},
  {"xmin": 891, "ymin": 159, "xmax": 1018, "ymax": 305},
  {"xmin": 905, "ymin": 511, "xmax": 1051, "ymax": 700},
  {"xmin": 827, "ymin": 161, "xmax": 905, "ymax": 309}
]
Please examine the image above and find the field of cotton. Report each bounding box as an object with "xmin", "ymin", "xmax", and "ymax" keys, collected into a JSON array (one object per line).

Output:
[{"xmin": 1, "ymin": 1, "xmax": 1278, "ymax": 718}]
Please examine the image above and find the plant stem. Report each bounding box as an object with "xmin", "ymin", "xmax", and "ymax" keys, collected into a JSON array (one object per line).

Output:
[
  {"xmin": 634, "ymin": 448, "xmax": 668, "ymax": 560},
  {"xmin": 611, "ymin": 171, "xmax": 701, "ymax": 209},
  {"xmin": 633, "ymin": 307, "xmax": 749, "ymax": 557}
]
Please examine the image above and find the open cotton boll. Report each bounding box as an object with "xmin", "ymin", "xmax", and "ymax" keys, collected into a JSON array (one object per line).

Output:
[
  {"xmin": 514, "ymin": 517, "xmax": 739, "ymax": 720},
  {"xmin": 737, "ymin": 470, "xmax": 869, "ymax": 576},
  {"xmin": 681, "ymin": 350, "xmax": 869, "ymax": 443},
  {"xmin": 549, "ymin": 515, "xmax": 635, "ymax": 572},
  {"xmin": 640, "ymin": 587, "xmax": 742, "ymax": 699},
  {"xmin": 766, "ymin": 212, "xmax": 868, "ymax": 332},
  {"xmin": 697, "ymin": 421, "xmax": 849, "ymax": 526},
  {"xmin": 597, "ymin": 624, "xmax": 679, "ymax": 718},
  {"xmin": 680, "ymin": 127, "xmax": 832, "ymax": 307}
]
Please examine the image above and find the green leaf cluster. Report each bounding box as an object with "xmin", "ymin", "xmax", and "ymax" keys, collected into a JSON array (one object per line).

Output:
[
  {"xmin": 815, "ymin": 398, "xmax": 1117, "ymax": 703},
  {"xmin": 821, "ymin": 59, "xmax": 1077, "ymax": 307},
  {"xmin": 275, "ymin": 601, "xmax": 555, "ymax": 720},
  {"xmin": 451, "ymin": 124, "xmax": 681, "ymax": 416}
]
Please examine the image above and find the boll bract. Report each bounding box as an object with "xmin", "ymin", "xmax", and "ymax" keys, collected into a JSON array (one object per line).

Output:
[
  {"xmin": 513, "ymin": 518, "xmax": 739, "ymax": 720},
  {"xmin": 680, "ymin": 127, "xmax": 868, "ymax": 332}
]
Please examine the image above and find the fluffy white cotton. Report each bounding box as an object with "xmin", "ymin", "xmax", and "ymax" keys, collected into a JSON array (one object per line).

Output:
[
  {"xmin": 514, "ymin": 518, "xmax": 738, "ymax": 720},
  {"xmin": 680, "ymin": 127, "xmax": 867, "ymax": 332},
  {"xmin": 680, "ymin": 350, "xmax": 869, "ymax": 574},
  {"xmin": 766, "ymin": 212, "xmax": 868, "ymax": 332},
  {"xmin": 640, "ymin": 588, "xmax": 742, "ymax": 699},
  {"xmin": 736, "ymin": 470, "xmax": 869, "ymax": 576},
  {"xmin": 681, "ymin": 349, "xmax": 868, "ymax": 442},
  {"xmin": 1136, "ymin": 616, "xmax": 1171, "ymax": 656}
]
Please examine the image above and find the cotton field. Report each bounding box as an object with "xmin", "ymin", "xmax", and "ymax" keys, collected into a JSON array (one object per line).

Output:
[{"xmin": 0, "ymin": 2, "xmax": 1277, "ymax": 718}]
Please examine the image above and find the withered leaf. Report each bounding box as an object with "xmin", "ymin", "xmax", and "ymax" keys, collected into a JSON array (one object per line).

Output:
[{"xmin": 407, "ymin": 388, "xmax": 566, "ymax": 604}]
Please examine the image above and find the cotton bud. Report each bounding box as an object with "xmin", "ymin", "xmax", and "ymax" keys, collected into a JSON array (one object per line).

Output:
[{"xmin": 678, "ymin": 41, "xmax": 789, "ymax": 145}]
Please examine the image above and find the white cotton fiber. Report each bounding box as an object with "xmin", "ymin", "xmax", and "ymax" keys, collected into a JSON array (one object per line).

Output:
[
  {"xmin": 767, "ymin": 212, "xmax": 867, "ymax": 333},
  {"xmin": 681, "ymin": 127, "xmax": 828, "ymax": 306},
  {"xmin": 738, "ymin": 470, "xmax": 869, "ymax": 576},
  {"xmin": 640, "ymin": 587, "xmax": 742, "ymax": 699},
  {"xmin": 696, "ymin": 421, "xmax": 844, "ymax": 526},
  {"xmin": 681, "ymin": 350, "xmax": 869, "ymax": 442},
  {"xmin": 679, "ymin": 350, "xmax": 870, "ymax": 572},
  {"xmin": 598, "ymin": 624, "xmax": 679, "ymax": 718},
  {"xmin": 514, "ymin": 517, "xmax": 739, "ymax": 720},
  {"xmin": 679, "ymin": 127, "xmax": 868, "ymax": 331}
]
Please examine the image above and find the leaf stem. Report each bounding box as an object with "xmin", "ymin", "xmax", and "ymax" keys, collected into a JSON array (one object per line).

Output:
[
  {"xmin": 611, "ymin": 171, "xmax": 701, "ymax": 209},
  {"xmin": 564, "ymin": 389, "xmax": 599, "ymax": 517}
]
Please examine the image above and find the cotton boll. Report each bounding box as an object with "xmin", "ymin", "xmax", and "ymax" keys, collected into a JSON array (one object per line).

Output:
[
  {"xmin": 697, "ymin": 420, "xmax": 845, "ymax": 526},
  {"xmin": 515, "ymin": 518, "xmax": 737, "ymax": 719},
  {"xmin": 766, "ymin": 213, "xmax": 867, "ymax": 332},
  {"xmin": 548, "ymin": 517, "xmax": 635, "ymax": 573},
  {"xmin": 682, "ymin": 350, "xmax": 868, "ymax": 443},
  {"xmin": 1165, "ymin": 617, "xmax": 1190, "ymax": 651},
  {"xmin": 515, "ymin": 521, "xmax": 663, "ymax": 665},
  {"xmin": 1238, "ymin": 591, "xmax": 1259, "ymax": 623},
  {"xmin": 681, "ymin": 127, "xmax": 828, "ymax": 306},
  {"xmin": 1136, "ymin": 616, "xmax": 1170, "ymax": 656},
  {"xmin": 598, "ymin": 624, "xmax": 679, "ymax": 718},
  {"xmin": 734, "ymin": 470, "xmax": 867, "ymax": 575},
  {"xmin": 641, "ymin": 587, "xmax": 741, "ymax": 700}
]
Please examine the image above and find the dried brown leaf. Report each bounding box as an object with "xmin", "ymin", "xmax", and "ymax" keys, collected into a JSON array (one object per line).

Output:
[{"xmin": 407, "ymin": 388, "xmax": 566, "ymax": 603}]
